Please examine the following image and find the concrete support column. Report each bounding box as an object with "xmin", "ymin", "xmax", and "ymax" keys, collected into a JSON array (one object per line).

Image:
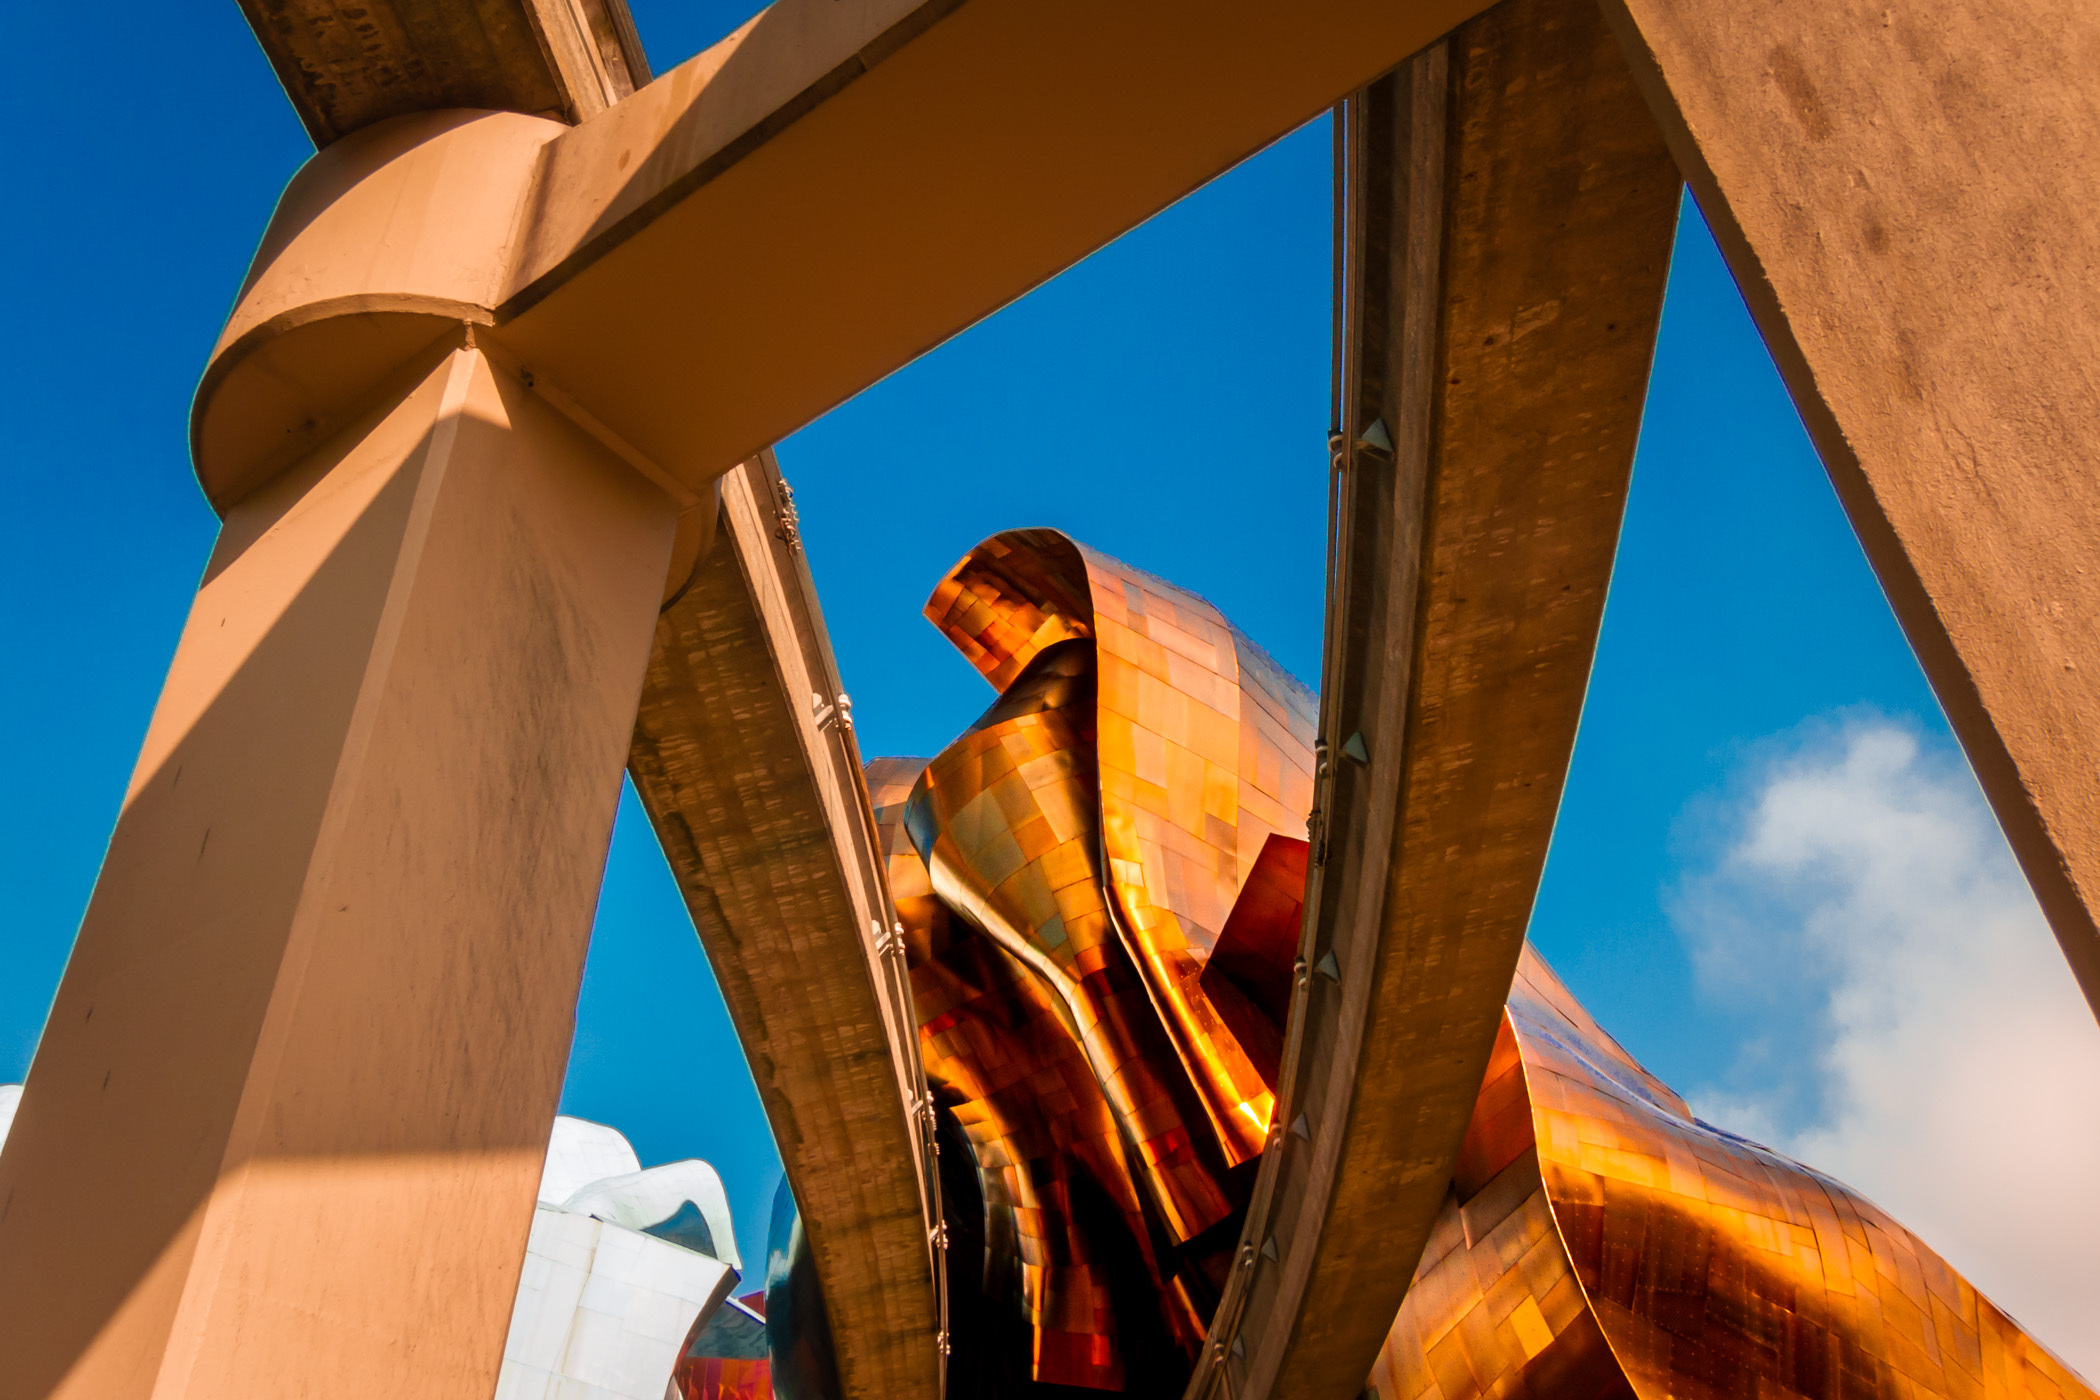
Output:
[
  {"xmin": 1604, "ymin": 0, "xmax": 2100, "ymax": 1020},
  {"xmin": 0, "ymin": 338, "xmax": 678, "ymax": 1399}
]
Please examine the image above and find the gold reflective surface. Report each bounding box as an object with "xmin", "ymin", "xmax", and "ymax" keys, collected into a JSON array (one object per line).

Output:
[
  {"xmin": 872, "ymin": 530, "xmax": 1319, "ymax": 1389},
  {"xmin": 924, "ymin": 530, "xmax": 1317, "ymax": 1166},
  {"xmin": 1370, "ymin": 949, "xmax": 2096, "ymax": 1400},
  {"xmin": 871, "ymin": 529, "xmax": 2089, "ymax": 1398}
]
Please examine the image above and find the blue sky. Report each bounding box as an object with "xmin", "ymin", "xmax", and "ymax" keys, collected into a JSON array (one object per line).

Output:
[{"xmin": 6, "ymin": 2, "xmax": 2096, "ymax": 1359}]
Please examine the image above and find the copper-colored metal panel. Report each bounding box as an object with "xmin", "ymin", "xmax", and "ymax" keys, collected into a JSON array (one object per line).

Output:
[
  {"xmin": 1370, "ymin": 948, "xmax": 2097, "ymax": 1400},
  {"xmin": 1201, "ymin": 835, "xmax": 1311, "ymax": 1091},
  {"xmin": 878, "ymin": 732, "xmax": 1183, "ymax": 1391},
  {"xmin": 925, "ymin": 533, "xmax": 1317, "ymax": 1168},
  {"xmin": 869, "ymin": 529, "xmax": 1320, "ymax": 1390}
]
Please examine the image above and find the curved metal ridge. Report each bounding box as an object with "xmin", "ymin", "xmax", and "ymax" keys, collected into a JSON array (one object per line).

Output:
[
  {"xmin": 1188, "ymin": 0, "xmax": 1682, "ymax": 1393},
  {"xmin": 1367, "ymin": 947, "xmax": 2099, "ymax": 1400},
  {"xmin": 881, "ymin": 528, "xmax": 1320, "ymax": 1391}
]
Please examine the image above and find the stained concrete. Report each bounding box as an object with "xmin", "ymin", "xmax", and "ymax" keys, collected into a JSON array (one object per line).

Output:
[
  {"xmin": 239, "ymin": 0, "xmax": 649, "ymax": 143},
  {"xmin": 628, "ymin": 457, "xmax": 942, "ymax": 1400},
  {"xmin": 1193, "ymin": 2, "xmax": 1681, "ymax": 1395}
]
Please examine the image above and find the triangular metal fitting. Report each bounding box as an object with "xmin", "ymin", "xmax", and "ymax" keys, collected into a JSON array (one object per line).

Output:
[
  {"xmin": 1356, "ymin": 418, "xmax": 1394, "ymax": 454},
  {"xmin": 1290, "ymin": 1113, "xmax": 1311, "ymax": 1141},
  {"xmin": 1316, "ymin": 949, "xmax": 1341, "ymax": 982},
  {"xmin": 1231, "ymin": 1336, "xmax": 1246, "ymax": 1359},
  {"xmin": 1342, "ymin": 731, "xmax": 1369, "ymax": 766}
]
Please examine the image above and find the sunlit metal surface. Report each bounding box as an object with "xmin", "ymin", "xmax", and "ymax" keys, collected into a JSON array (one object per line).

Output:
[
  {"xmin": 923, "ymin": 530, "xmax": 1317, "ymax": 1166},
  {"xmin": 864, "ymin": 529, "xmax": 2092, "ymax": 1400},
  {"xmin": 673, "ymin": 1323, "xmax": 771, "ymax": 1400},
  {"xmin": 867, "ymin": 529, "xmax": 1318, "ymax": 1389},
  {"xmin": 1369, "ymin": 948, "xmax": 2097, "ymax": 1400}
]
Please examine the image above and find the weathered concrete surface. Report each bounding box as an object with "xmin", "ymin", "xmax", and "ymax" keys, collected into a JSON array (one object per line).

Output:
[
  {"xmin": 1188, "ymin": 1, "xmax": 1681, "ymax": 1396},
  {"xmin": 0, "ymin": 340, "xmax": 678, "ymax": 1400},
  {"xmin": 1604, "ymin": 0, "xmax": 2100, "ymax": 1023},
  {"xmin": 628, "ymin": 456, "xmax": 940, "ymax": 1400},
  {"xmin": 239, "ymin": 0, "xmax": 649, "ymax": 143}
]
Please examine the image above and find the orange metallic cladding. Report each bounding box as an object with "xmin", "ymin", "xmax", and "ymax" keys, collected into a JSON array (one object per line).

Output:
[
  {"xmin": 671, "ymin": 1356, "xmax": 771, "ymax": 1400},
  {"xmin": 870, "ymin": 753, "xmax": 1168, "ymax": 1390},
  {"xmin": 1371, "ymin": 948, "xmax": 2097, "ymax": 1400},
  {"xmin": 1198, "ymin": 834, "xmax": 1309, "ymax": 1091},
  {"xmin": 912, "ymin": 644, "xmax": 1234, "ymax": 1238},
  {"xmin": 924, "ymin": 531, "xmax": 1316, "ymax": 1167},
  {"xmin": 872, "ymin": 530, "xmax": 1320, "ymax": 1389}
]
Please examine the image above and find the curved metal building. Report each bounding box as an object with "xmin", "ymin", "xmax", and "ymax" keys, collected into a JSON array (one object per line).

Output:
[{"xmin": 1370, "ymin": 951, "xmax": 2093, "ymax": 1400}]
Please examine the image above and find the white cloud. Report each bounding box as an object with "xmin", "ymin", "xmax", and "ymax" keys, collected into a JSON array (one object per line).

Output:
[{"xmin": 1671, "ymin": 718, "xmax": 2100, "ymax": 1377}]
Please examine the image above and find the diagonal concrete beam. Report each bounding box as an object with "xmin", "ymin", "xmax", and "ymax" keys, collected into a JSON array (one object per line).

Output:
[
  {"xmin": 628, "ymin": 455, "xmax": 944, "ymax": 1400},
  {"xmin": 197, "ymin": 0, "xmax": 1501, "ymax": 509},
  {"xmin": 493, "ymin": 0, "xmax": 1498, "ymax": 491},
  {"xmin": 1604, "ymin": 0, "xmax": 2100, "ymax": 1024},
  {"xmin": 1188, "ymin": 1, "xmax": 1681, "ymax": 1395}
]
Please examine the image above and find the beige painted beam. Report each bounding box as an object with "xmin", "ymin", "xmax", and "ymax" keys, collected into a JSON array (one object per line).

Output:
[
  {"xmin": 0, "ymin": 339, "xmax": 678, "ymax": 1400},
  {"xmin": 1603, "ymin": 0, "xmax": 2100, "ymax": 1022},
  {"xmin": 198, "ymin": 0, "xmax": 1503, "ymax": 509},
  {"xmin": 495, "ymin": 0, "xmax": 1500, "ymax": 489},
  {"xmin": 628, "ymin": 456, "xmax": 944, "ymax": 1400},
  {"xmin": 1189, "ymin": 1, "xmax": 1681, "ymax": 1395}
]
